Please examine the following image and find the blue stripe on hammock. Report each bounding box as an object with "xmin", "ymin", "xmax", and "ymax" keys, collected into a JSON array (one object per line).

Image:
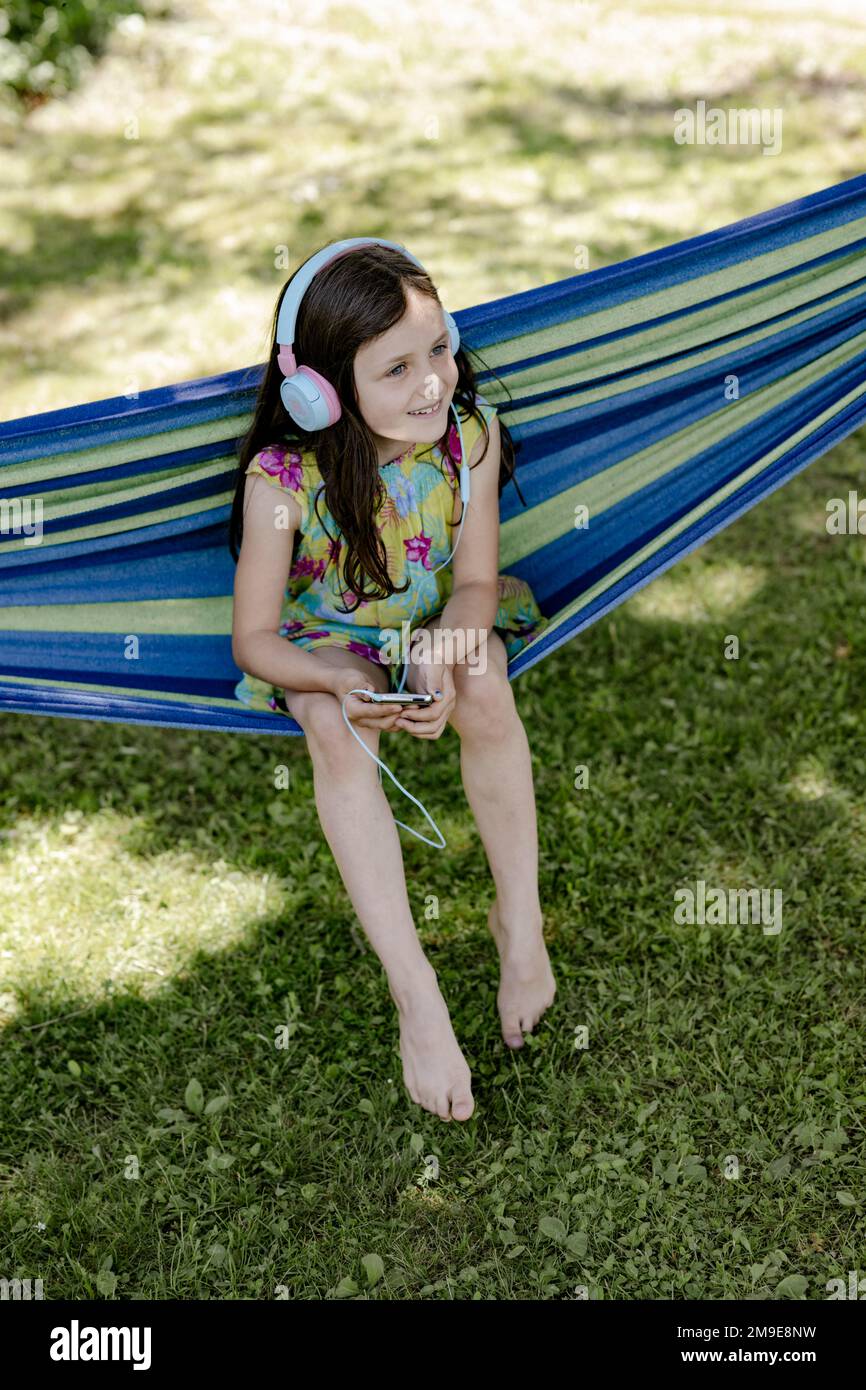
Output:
[
  {"xmin": 483, "ymin": 332, "xmax": 866, "ymax": 512},
  {"xmin": 0, "ymin": 373, "xmax": 260, "ymax": 461},
  {"xmin": 507, "ymin": 389, "xmax": 866, "ymax": 683},
  {"xmin": 479, "ymin": 242, "xmax": 866, "ymax": 397},
  {"xmin": 0, "ymin": 542, "xmax": 234, "ymax": 605},
  {"xmin": 507, "ymin": 348, "xmax": 866, "ymax": 612},
  {"xmin": 0, "ymin": 508, "xmax": 229, "ymax": 572},
  {"xmin": 497, "ymin": 278, "xmax": 866, "ymax": 430},
  {"xmin": 0, "ymin": 440, "xmax": 239, "ymax": 498},
  {"xmin": 0, "ymin": 681, "xmax": 299, "ymax": 734},
  {"xmin": 0, "ymin": 470, "xmax": 236, "ymax": 546},
  {"xmin": 0, "ymin": 631, "xmax": 237, "ymax": 688}
]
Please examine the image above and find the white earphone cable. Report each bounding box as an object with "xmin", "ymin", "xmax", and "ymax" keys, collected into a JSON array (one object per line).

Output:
[{"xmin": 339, "ymin": 690, "xmax": 447, "ymax": 849}]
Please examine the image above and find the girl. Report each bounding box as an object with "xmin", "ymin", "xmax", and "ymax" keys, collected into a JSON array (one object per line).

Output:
[{"xmin": 228, "ymin": 240, "xmax": 556, "ymax": 1123}]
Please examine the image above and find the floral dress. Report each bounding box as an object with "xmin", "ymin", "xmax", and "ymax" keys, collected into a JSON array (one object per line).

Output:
[{"xmin": 233, "ymin": 393, "xmax": 549, "ymax": 715}]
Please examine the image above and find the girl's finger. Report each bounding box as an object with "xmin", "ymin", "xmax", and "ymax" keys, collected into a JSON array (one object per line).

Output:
[
  {"xmin": 399, "ymin": 704, "xmax": 437, "ymax": 723},
  {"xmin": 366, "ymin": 718, "xmax": 399, "ymax": 732},
  {"xmin": 403, "ymin": 717, "xmax": 446, "ymax": 738},
  {"xmin": 351, "ymin": 703, "xmax": 400, "ymax": 727}
]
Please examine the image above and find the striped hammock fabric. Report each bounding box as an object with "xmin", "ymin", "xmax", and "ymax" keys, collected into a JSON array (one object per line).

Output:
[{"xmin": 2, "ymin": 172, "xmax": 866, "ymax": 736}]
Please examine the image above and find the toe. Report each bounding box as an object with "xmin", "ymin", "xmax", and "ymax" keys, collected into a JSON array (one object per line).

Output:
[
  {"xmin": 500, "ymin": 1002, "xmax": 523, "ymax": 1046},
  {"xmin": 451, "ymin": 1091, "xmax": 475, "ymax": 1121}
]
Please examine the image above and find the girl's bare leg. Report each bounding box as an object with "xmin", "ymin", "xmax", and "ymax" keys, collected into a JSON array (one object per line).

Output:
[
  {"xmin": 281, "ymin": 645, "xmax": 474, "ymax": 1122},
  {"xmin": 411, "ymin": 623, "xmax": 556, "ymax": 1050}
]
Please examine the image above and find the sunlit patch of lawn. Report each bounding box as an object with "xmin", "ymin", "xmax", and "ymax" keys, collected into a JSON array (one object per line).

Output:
[{"xmin": 0, "ymin": 809, "xmax": 285, "ymax": 1026}]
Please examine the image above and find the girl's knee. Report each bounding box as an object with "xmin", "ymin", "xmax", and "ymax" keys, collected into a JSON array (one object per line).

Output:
[
  {"xmin": 294, "ymin": 691, "xmax": 380, "ymax": 774},
  {"xmin": 450, "ymin": 666, "xmax": 515, "ymax": 739}
]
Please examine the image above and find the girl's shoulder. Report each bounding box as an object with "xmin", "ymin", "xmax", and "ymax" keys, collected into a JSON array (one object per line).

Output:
[
  {"xmin": 462, "ymin": 390, "xmax": 497, "ymax": 423},
  {"xmin": 245, "ymin": 437, "xmax": 321, "ymax": 480},
  {"xmin": 243, "ymin": 438, "xmax": 321, "ymax": 531},
  {"xmin": 426, "ymin": 391, "xmax": 497, "ymax": 474},
  {"xmin": 458, "ymin": 391, "xmax": 497, "ymax": 447}
]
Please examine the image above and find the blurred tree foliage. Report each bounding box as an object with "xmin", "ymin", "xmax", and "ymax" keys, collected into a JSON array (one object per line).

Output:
[{"xmin": 0, "ymin": 1, "xmax": 163, "ymax": 106}]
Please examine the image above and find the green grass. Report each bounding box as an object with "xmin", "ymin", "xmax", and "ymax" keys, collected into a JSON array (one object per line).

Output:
[
  {"xmin": 1, "ymin": 0, "xmax": 865, "ymax": 1300},
  {"xmin": 2, "ymin": 439, "xmax": 864, "ymax": 1299}
]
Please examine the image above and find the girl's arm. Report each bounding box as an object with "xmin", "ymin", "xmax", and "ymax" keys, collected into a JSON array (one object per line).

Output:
[
  {"xmin": 233, "ymin": 477, "xmax": 406, "ymax": 729},
  {"xmin": 429, "ymin": 411, "xmax": 502, "ymax": 665},
  {"xmin": 232, "ymin": 475, "xmax": 341, "ymax": 695}
]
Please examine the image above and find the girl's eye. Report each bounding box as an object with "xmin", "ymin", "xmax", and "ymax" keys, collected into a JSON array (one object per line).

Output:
[{"xmin": 388, "ymin": 343, "xmax": 448, "ymax": 377}]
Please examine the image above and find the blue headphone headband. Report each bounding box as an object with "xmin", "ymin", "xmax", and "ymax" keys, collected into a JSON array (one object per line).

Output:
[{"xmin": 276, "ymin": 237, "xmax": 422, "ymax": 357}]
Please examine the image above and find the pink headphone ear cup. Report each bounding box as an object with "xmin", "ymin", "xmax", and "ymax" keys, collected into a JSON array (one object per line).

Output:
[{"xmin": 298, "ymin": 366, "xmax": 341, "ymax": 425}]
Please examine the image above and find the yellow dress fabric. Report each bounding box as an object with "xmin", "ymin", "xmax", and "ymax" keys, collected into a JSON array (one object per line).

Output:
[{"xmin": 233, "ymin": 392, "xmax": 549, "ymax": 714}]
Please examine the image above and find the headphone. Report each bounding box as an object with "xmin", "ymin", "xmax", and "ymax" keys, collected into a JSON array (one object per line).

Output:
[{"xmin": 275, "ymin": 237, "xmax": 474, "ymax": 849}]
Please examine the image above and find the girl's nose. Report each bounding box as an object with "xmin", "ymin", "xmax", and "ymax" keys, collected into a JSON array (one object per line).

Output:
[{"xmin": 415, "ymin": 375, "xmax": 445, "ymax": 400}]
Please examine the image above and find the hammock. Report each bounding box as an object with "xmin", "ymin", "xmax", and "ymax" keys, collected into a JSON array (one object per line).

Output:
[{"xmin": 2, "ymin": 172, "xmax": 866, "ymax": 737}]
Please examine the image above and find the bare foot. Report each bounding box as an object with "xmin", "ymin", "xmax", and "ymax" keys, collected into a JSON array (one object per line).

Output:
[
  {"xmin": 391, "ymin": 973, "xmax": 475, "ymax": 1122},
  {"xmin": 487, "ymin": 899, "xmax": 557, "ymax": 1049}
]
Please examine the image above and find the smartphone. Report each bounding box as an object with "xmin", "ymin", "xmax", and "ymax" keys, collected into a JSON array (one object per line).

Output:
[{"xmin": 362, "ymin": 692, "xmax": 434, "ymax": 706}]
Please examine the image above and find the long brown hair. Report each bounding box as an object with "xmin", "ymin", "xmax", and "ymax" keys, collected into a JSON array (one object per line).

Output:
[{"xmin": 227, "ymin": 242, "xmax": 524, "ymax": 611}]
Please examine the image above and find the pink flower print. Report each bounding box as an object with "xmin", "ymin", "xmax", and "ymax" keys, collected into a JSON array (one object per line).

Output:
[
  {"xmin": 439, "ymin": 421, "xmax": 463, "ymax": 483},
  {"xmin": 346, "ymin": 640, "xmax": 383, "ymax": 665},
  {"xmin": 279, "ymin": 619, "xmax": 307, "ymax": 635},
  {"xmin": 290, "ymin": 554, "xmax": 327, "ymax": 581},
  {"xmin": 257, "ymin": 446, "xmax": 304, "ymax": 492},
  {"xmin": 326, "ymin": 537, "xmax": 342, "ymax": 563},
  {"xmin": 404, "ymin": 531, "xmax": 433, "ymax": 570},
  {"xmin": 302, "ymin": 630, "xmax": 333, "ymax": 641},
  {"xmin": 447, "ymin": 421, "xmax": 462, "ymax": 462}
]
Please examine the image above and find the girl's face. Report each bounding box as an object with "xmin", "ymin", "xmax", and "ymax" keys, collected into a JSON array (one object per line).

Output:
[{"xmin": 353, "ymin": 287, "xmax": 459, "ymax": 465}]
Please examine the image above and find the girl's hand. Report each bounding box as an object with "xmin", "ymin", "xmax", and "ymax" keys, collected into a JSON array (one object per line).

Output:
[
  {"xmin": 329, "ymin": 667, "xmax": 404, "ymax": 731},
  {"xmin": 397, "ymin": 662, "xmax": 456, "ymax": 739}
]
